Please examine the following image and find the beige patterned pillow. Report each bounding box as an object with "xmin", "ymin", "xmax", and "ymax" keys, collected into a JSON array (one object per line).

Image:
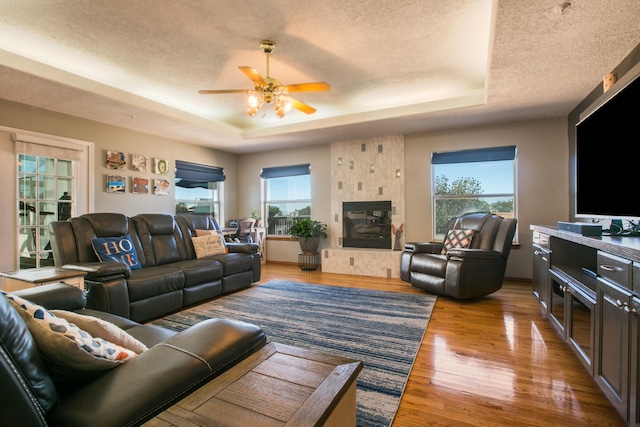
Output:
[
  {"xmin": 3, "ymin": 292, "xmax": 138, "ymax": 383},
  {"xmin": 192, "ymin": 234, "xmax": 227, "ymax": 258},
  {"xmin": 52, "ymin": 310, "xmax": 148, "ymax": 354}
]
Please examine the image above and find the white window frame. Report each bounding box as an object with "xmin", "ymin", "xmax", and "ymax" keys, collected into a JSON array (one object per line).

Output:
[
  {"xmin": 261, "ymin": 164, "xmax": 311, "ymax": 237},
  {"xmin": 3, "ymin": 126, "xmax": 94, "ymax": 270},
  {"xmin": 431, "ymin": 146, "xmax": 517, "ymax": 240}
]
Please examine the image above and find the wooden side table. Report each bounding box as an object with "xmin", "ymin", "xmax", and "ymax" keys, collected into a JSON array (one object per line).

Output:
[
  {"xmin": 0, "ymin": 267, "xmax": 86, "ymax": 292},
  {"xmin": 298, "ymin": 252, "xmax": 320, "ymax": 271},
  {"xmin": 146, "ymin": 342, "xmax": 362, "ymax": 427}
]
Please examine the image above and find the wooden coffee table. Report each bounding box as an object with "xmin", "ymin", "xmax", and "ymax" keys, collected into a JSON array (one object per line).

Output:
[{"xmin": 144, "ymin": 342, "xmax": 363, "ymax": 427}]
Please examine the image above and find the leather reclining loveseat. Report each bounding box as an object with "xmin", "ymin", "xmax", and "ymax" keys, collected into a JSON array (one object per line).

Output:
[
  {"xmin": 49, "ymin": 212, "xmax": 261, "ymax": 322},
  {"xmin": 1, "ymin": 283, "xmax": 266, "ymax": 427}
]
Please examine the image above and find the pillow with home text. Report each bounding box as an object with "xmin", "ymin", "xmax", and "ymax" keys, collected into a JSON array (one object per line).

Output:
[{"xmin": 91, "ymin": 234, "xmax": 141, "ymax": 270}]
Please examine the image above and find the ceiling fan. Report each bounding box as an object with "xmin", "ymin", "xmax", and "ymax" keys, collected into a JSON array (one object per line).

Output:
[{"xmin": 198, "ymin": 40, "xmax": 330, "ymax": 117}]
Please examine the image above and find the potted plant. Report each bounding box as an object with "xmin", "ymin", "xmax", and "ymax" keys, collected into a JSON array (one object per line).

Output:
[
  {"xmin": 250, "ymin": 210, "xmax": 262, "ymax": 227},
  {"xmin": 289, "ymin": 218, "xmax": 327, "ymax": 253}
]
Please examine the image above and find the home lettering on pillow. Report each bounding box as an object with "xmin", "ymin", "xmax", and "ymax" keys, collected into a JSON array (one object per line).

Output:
[
  {"xmin": 96, "ymin": 238, "xmax": 138, "ymax": 266},
  {"xmin": 91, "ymin": 235, "xmax": 142, "ymax": 270}
]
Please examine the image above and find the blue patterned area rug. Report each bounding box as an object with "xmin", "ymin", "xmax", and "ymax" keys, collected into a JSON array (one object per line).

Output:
[{"xmin": 152, "ymin": 280, "xmax": 436, "ymax": 426}]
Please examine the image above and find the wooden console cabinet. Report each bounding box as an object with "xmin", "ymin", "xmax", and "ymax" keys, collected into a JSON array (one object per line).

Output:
[{"xmin": 531, "ymin": 225, "xmax": 640, "ymax": 426}]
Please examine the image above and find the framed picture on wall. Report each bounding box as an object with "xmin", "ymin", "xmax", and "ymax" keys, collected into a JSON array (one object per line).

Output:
[
  {"xmin": 154, "ymin": 179, "xmax": 169, "ymax": 196},
  {"xmin": 131, "ymin": 154, "xmax": 148, "ymax": 172},
  {"xmin": 132, "ymin": 177, "xmax": 149, "ymax": 194},
  {"xmin": 106, "ymin": 150, "xmax": 126, "ymax": 169},
  {"xmin": 106, "ymin": 175, "xmax": 126, "ymax": 193},
  {"xmin": 154, "ymin": 158, "xmax": 168, "ymax": 174}
]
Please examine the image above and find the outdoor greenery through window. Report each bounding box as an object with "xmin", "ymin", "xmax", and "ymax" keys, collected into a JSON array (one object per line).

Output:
[
  {"xmin": 432, "ymin": 146, "xmax": 516, "ymax": 240},
  {"xmin": 262, "ymin": 164, "xmax": 311, "ymax": 236},
  {"xmin": 18, "ymin": 154, "xmax": 74, "ymax": 269}
]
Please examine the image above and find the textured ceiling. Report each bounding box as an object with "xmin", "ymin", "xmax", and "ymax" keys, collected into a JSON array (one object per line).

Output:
[{"xmin": 0, "ymin": 0, "xmax": 639, "ymax": 153}]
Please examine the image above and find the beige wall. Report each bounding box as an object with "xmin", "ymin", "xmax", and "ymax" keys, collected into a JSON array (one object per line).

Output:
[
  {"xmin": 238, "ymin": 144, "xmax": 331, "ymax": 262},
  {"xmin": 0, "ymin": 99, "xmax": 240, "ymax": 271},
  {"xmin": 0, "ymin": 99, "xmax": 571, "ymax": 279},
  {"xmin": 405, "ymin": 117, "xmax": 570, "ymax": 278}
]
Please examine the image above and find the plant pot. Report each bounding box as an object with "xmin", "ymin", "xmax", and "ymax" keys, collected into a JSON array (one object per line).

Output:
[{"xmin": 298, "ymin": 237, "xmax": 320, "ymax": 253}]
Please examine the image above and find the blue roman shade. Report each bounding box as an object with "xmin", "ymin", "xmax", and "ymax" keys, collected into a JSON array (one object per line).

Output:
[
  {"xmin": 260, "ymin": 163, "xmax": 311, "ymax": 179},
  {"xmin": 175, "ymin": 160, "xmax": 225, "ymax": 188},
  {"xmin": 431, "ymin": 146, "xmax": 516, "ymax": 164}
]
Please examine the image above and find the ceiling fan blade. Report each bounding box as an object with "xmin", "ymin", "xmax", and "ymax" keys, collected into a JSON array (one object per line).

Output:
[
  {"xmin": 283, "ymin": 82, "xmax": 331, "ymax": 93},
  {"xmin": 238, "ymin": 66, "xmax": 266, "ymax": 86},
  {"xmin": 285, "ymin": 96, "xmax": 317, "ymax": 114},
  {"xmin": 198, "ymin": 89, "xmax": 252, "ymax": 94}
]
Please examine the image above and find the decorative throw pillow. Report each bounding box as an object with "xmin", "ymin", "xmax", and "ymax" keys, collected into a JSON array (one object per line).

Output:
[
  {"xmin": 195, "ymin": 228, "xmax": 227, "ymax": 244},
  {"xmin": 441, "ymin": 229, "xmax": 474, "ymax": 254},
  {"xmin": 192, "ymin": 234, "xmax": 227, "ymax": 258},
  {"xmin": 91, "ymin": 234, "xmax": 141, "ymax": 270},
  {"xmin": 3, "ymin": 292, "xmax": 138, "ymax": 383},
  {"xmin": 51, "ymin": 310, "xmax": 148, "ymax": 354}
]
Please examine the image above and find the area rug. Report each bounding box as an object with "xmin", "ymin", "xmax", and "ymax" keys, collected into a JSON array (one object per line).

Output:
[{"xmin": 152, "ymin": 280, "xmax": 436, "ymax": 426}]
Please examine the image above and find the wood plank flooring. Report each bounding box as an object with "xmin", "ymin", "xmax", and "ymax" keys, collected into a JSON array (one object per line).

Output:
[{"xmin": 258, "ymin": 263, "xmax": 626, "ymax": 427}]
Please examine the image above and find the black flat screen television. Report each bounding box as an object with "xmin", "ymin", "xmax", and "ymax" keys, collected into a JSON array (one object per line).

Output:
[{"xmin": 575, "ymin": 69, "xmax": 640, "ymax": 220}]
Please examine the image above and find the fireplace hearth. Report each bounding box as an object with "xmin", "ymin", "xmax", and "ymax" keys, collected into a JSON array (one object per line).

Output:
[{"xmin": 342, "ymin": 201, "xmax": 392, "ymax": 249}]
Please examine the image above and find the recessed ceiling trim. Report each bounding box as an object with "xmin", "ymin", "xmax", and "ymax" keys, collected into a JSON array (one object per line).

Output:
[
  {"xmin": 0, "ymin": 48, "xmax": 242, "ymax": 137},
  {"xmin": 242, "ymin": 90, "xmax": 486, "ymax": 139}
]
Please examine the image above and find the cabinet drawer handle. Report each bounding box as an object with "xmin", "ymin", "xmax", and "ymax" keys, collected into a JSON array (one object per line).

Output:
[
  {"xmin": 623, "ymin": 305, "xmax": 638, "ymax": 314},
  {"xmin": 615, "ymin": 299, "xmax": 630, "ymax": 311},
  {"xmin": 600, "ymin": 264, "xmax": 623, "ymax": 272}
]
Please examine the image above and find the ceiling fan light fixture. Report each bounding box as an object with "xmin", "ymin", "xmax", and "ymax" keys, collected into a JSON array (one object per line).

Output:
[
  {"xmin": 199, "ymin": 39, "xmax": 330, "ymax": 117},
  {"xmin": 283, "ymin": 98, "xmax": 292, "ymax": 112}
]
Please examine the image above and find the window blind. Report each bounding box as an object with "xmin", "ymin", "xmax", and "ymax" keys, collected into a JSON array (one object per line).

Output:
[
  {"xmin": 260, "ymin": 163, "xmax": 310, "ymax": 179},
  {"xmin": 431, "ymin": 146, "xmax": 516, "ymax": 165},
  {"xmin": 175, "ymin": 160, "xmax": 225, "ymax": 188}
]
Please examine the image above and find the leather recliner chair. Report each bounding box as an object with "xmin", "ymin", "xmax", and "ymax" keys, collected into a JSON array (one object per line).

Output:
[{"xmin": 400, "ymin": 212, "xmax": 517, "ymax": 299}]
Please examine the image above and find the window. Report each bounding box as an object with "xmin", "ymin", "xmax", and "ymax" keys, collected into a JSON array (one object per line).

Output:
[
  {"xmin": 18, "ymin": 155, "xmax": 74, "ymax": 268},
  {"xmin": 175, "ymin": 160, "xmax": 224, "ymax": 222},
  {"xmin": 432, "ymin": 146, "xmax": 516, "ymax": 239},
  {"xmin": 262, "ymin": 164, "xmax": 311, "ymax": 236}
]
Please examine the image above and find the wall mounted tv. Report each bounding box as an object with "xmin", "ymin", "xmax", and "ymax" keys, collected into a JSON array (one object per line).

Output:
[{"xmin": 575, "ymin": 68, "xmax": 640, "ymax": 220}]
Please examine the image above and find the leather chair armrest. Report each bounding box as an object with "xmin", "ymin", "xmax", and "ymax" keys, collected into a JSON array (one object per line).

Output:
[
  {"xmin": 446, "ymin": 248, "xmax": 503, "ymax": 262},
  {"xmin": 47, "ymin": 319, "xmax": 266, "ymax": 427},
  {"xmin": 226, "ymin": 242, "xmax": 259, "ymax": 254},
  {"xmin": 404, "ymin": 242, "xmax": 443, "ymax": 254},
  {"xmin": 84, "ymin": 277, "xmax": 131, "ymax": 319},
  {"xmin": 62, "ymin": 262, "xmax": 131, "ymax": 280},
  {"xmin": 13, "ymin": 283, "xmax": 86, "ymax": 311}
]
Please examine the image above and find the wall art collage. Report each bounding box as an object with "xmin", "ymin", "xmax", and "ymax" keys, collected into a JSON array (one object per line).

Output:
[{"xmin": 105, "ymin": 150, "xmax": 170, "ymax": 195}]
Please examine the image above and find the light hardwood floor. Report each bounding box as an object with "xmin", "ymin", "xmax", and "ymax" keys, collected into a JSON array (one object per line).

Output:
[{"xmin": 258, "ymin": 263, "xmax": 626, "ymax": 427}]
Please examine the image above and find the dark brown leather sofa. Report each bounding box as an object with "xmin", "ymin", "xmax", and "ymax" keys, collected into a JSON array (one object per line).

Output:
[
  {"xmin": 48, "ymin": 212, "xmax": 260, "ymax": 322},
  {"xmin": 1, "ymin": 283, "xmax": 266, "ymax": 427},
  {"xmin": 400, "ymin": 212, "xmax": 517, "ymax": 299}
]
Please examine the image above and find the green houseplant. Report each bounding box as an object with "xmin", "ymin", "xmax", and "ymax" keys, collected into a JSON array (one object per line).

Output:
[{"xmin": 289, "ymin": 218, "xmax": 327, "ymax": 253}]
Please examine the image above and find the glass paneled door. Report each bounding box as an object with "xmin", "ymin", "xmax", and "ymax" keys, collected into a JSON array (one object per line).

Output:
[{"xmin": 18, "ymin": 154, "xmax": 74, "ymax": 269}]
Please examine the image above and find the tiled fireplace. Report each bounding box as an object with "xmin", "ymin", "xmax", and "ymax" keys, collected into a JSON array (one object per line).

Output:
[{"xmin": 322, "ymin": 135, "xmax": 405, "ymax": 278}]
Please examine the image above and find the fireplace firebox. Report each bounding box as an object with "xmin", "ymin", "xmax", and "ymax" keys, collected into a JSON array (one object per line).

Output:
[{"xmin": 342, "ymin": 201, "xmax": 392, "ymax": 249}]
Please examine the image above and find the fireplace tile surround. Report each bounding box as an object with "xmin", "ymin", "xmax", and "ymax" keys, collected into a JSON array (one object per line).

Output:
[{"xmin": 322, "ymin": 135, "xmax": 405, "ymax": 278}]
